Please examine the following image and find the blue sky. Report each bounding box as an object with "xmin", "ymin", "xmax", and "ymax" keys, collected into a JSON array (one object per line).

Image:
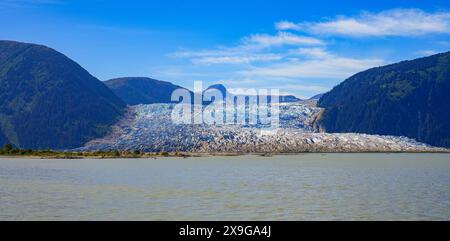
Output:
[{"xmin": 1, "ymin": 0, "xmax": 450, "ymax": 98}]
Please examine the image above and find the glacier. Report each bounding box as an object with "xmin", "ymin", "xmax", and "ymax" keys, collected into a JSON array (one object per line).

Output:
[{"xmin": 81, "ymin": 103, "xmax": 448, "ymax": 153}]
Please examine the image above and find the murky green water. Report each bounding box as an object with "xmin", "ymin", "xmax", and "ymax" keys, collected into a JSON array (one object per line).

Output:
[{"xmin": 0, "ymin": 154, "xmax": 449, "ymax": 220}]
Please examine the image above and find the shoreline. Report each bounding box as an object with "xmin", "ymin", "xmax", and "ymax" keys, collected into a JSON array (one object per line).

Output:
[{"xmin": 1, "ymin": 150, "xmax": 449, "ymax": 159}]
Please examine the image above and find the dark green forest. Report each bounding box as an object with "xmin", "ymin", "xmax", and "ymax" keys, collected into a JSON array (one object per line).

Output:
[
  {"xmin": 0, "ymin": 40, "xmax": 126, "ymax": 149},
  {"xmin": 319, "ymin": 51, "xmax": 450, "ymax": 148}
]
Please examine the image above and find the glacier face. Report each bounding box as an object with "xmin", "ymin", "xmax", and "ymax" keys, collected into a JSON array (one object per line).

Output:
[{"xmin": 82, "ymin": 103, "xmax": 447, "ymax": 153}]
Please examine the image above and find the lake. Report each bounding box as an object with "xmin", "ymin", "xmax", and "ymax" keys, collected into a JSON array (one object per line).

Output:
[{"xmin": 0, "ymin": 154, "xmax": 449, "ymax": 220}]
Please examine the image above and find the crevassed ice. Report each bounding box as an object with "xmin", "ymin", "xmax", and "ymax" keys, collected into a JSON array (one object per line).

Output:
[{"xmin": 81, "ymin": 103, "xmax": 446, "ymax": 153}]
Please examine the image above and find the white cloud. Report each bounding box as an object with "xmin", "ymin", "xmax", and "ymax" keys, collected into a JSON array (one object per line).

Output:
[
  {"xmin": 173, "ymin": 32, "xmax": 323, "ymax": 58},
  {"xmin": 191, "ymin": 54, "xmax": 282, "ymax": 65},
  {"xmin": 276, "ymin": 21, "xmax": 303, "ymax": 31},
  {"xmin": 165, "ymin": 44, "xmax": 385, "ymax": 96},
  {"xmin": 277, "ymin": 9, "xmax": 450, "ymax": 37},
  {"xmin": 244, "ymin": 32, "xmax": 324, "ymax": 47},
  {"xmin": 172, "ymin": 31, "xmax": 324, "ymax": 65},
  {"xmin": 171, "ymin": 48, "xmax": 237, "ymax": 58},
  {"xmin": 241, "ymin": 56, "xmax": 385, "ymax": 79},
  {"xmin": 289, "ymin": 47, "xmax": 331, "ymax": 59},
  {"xmin": 169, "ymin": 19, "xmax": 387, "ymax": 93}
]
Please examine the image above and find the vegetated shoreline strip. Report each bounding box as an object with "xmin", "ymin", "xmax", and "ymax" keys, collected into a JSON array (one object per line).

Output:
[{"xmin": 0, "ymin": 149, "xmax": 449, "ymax": 160}]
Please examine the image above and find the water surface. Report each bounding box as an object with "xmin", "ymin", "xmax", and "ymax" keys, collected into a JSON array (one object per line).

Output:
[{"xmin": 0, "ymin": 154, "xmax": 449, "ymax": 220}]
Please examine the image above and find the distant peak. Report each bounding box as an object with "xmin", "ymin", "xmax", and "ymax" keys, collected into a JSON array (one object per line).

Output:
[
  {"xmin": 206, "ymin": 84, "xmax": 227, "ymax": 91},
  {"xmin": 204, "ymin": 84, "xmax": 228, "ymax": 95},
  {"xmin": 106, "ymin": 77, "xmax": 160, "ymax": 82}
]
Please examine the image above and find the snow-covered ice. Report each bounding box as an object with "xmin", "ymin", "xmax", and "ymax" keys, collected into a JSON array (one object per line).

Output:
[{"xmin": 81, "ymin": 103, "xmax": 447, "ymax": 153}]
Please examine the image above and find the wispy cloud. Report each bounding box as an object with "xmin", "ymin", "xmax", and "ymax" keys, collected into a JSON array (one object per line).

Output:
[
  {"xmin": 288, "ymin": 47, "xmax": 331, "ymax": 59},
  {"xmin": 167, "ymin": 15, "xmax": 396, "ymax": 96},
  {"xmin": 416, "ymin": 50, "xmax": 439, "ymax": 56},
  {"xmin": 191, "ymin": 54, "xmax": 283, "ymax": 65},
  {"xmin": 172, "ymin": 31, "xmax": 324, "ymax": 65},
  {"xmin": 276, "ymin": 9, "xmax": 450, "ymax": 37},
  {"xmin": 244, "ymin": 32, "xmax": 324, "ymax": 47},
  {"xmin": 172, "ymin": 48, "xmax": 283, "ymax": 65},
  {"xmin": 241, "ymin": 54, "xmax": 385, "ymax": 79},
  {"xmin": 169, "ymin": 32, "xmax": 325, "ymax": 65},
  {"xmin": 275, "ymin": 21, "xmax": 303, "ymax": 31}
]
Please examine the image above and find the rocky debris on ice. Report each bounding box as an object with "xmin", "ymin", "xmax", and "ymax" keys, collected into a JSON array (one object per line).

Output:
[{"xmin": 81, "ymin": 103, "xmax": 448, "ymax": 153}]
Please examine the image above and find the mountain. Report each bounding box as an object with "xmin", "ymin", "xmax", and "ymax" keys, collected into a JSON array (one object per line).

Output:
[
  {"xmin": 0, "ymin": 40, "xmax": 126, "ymax": 149},
  {"xmin": 309, "ymin": 93, "xmax": 324, "ymax": 100},
  {"xmin": 105, "ymin": 77, "xmax": 191, "ymax": 105},
  {"xmin": 204, "ymin": 84, "xmax": 227, "ymax": 97},
  {"xmin": 280, "ymin": 95, "xmax": 301, "ymax": 102},
  {"xmin": 318, "ymin": 51, "xmax": 450, "ymax": 148},
  {"xmin": 202, "ymin": 84, "xmax": 227, "ymax": 105},
  {"xmin": 204, "ymin": 84, "xmax": 301, "ymax": 103}
]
